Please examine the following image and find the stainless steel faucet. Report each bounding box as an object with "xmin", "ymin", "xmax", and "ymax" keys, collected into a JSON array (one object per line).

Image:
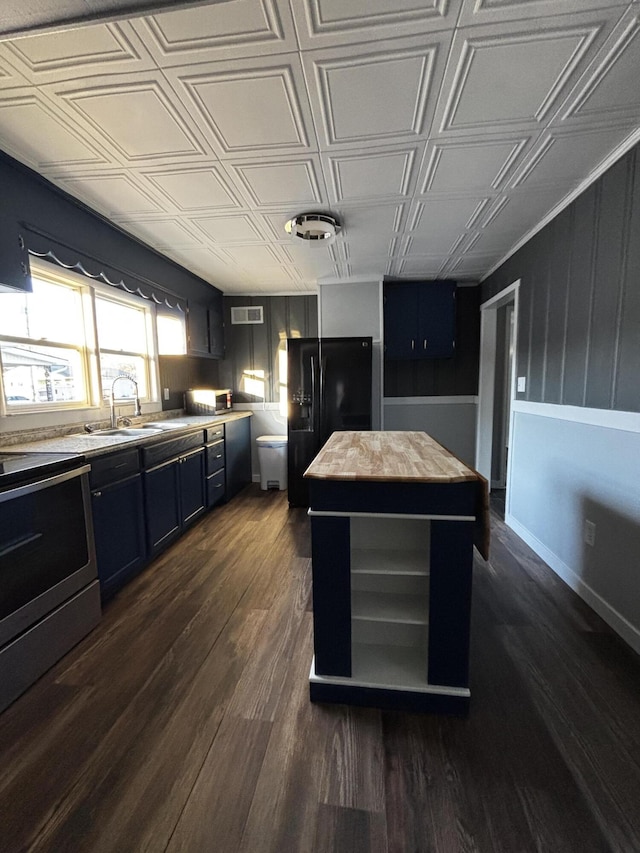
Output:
[{"xmin": 110, "ymin": 375, "xmax": 141, "ymax": 428}]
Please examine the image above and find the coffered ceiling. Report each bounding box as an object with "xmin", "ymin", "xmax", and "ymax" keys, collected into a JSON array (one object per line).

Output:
[{"xmin": 0, "ymin": 0, "xmax": 639, "ymax": 294}]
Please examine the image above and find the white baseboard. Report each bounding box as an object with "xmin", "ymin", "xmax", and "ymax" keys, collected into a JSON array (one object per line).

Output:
[{"xmin": 506, "ymin": 513, "xmax": 640, "ymax": 657}]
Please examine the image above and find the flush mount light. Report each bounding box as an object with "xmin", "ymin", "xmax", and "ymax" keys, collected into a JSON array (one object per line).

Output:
[{"xmin": 284, "ymin": 213, "xmax": 341, "ymax": 244}]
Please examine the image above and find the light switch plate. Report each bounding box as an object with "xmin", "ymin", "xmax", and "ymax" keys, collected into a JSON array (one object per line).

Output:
[
  {"xmin": 517, "ymin": 376, "xmax": 526, "ymax": 393},
  {"xmin": 163, "ymin": 387, "xmax": 170, "ymax": 400}
]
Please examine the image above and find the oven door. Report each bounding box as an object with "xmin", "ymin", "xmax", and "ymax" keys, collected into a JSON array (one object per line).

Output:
[{"xmin": 0, "ymin": 465, "xmax": 97, "ymax": 648}]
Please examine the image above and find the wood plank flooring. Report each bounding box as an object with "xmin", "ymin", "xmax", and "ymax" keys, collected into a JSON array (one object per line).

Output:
[{"xmin": 1, "ymin": 485, "xmax": 640, "ymax": 852}]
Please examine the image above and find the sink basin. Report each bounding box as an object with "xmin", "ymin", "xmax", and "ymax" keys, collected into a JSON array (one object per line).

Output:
[
  {"xmin": 87, "ymin": 428, "xmax": 163, "ymax": 437},
  {"xmin": 141, "ymin": 421, "xmax": 190, "ymax": 430}
]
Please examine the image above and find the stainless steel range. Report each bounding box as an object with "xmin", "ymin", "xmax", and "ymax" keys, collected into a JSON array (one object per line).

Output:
[{"xmin": 0, "ymin": 451, "xmax": 101, "ymax": 713}]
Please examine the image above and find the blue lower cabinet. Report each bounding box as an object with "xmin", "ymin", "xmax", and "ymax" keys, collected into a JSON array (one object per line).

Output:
[
  {"xmin": 144, "ymin": 447, "xmax": 205, "ymax": 556},
  {"xmin": 206, "ymin": 468, "xmax": 225, "ymax": 507},
  {"xmin": 225, "ymin": 416, "xmax": 251, "ymax": 499},
  {"xmin": 91, "ymin": 474, "xmax": 146, "ymax": 600}
]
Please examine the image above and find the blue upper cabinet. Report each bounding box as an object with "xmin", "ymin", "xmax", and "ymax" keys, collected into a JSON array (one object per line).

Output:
[
  {"xmin": 187, "ymin": 291, "xmax": 224, "ymax": 358},
  {"xmin": 384, "ymin": 281, "xmax": 456, "ymax": 360},
  {"xmin": 0, "ymin": 219, "xmax": 32, "ymax": 294}
]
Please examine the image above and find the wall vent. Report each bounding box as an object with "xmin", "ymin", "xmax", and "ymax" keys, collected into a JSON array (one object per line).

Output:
[{"xmin": 231, "ymin": 306, "xmax": 263, "ymax": 324}]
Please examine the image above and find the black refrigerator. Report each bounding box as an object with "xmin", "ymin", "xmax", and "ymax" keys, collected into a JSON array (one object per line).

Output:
[{"xmin": 287, "ymin": 336, "xmax": 372, "ymax": 507}]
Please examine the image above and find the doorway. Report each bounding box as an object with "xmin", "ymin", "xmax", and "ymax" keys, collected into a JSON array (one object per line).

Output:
[{"xmin": 475, "ymin": 280, "xmax": 519, "ymax": 519}]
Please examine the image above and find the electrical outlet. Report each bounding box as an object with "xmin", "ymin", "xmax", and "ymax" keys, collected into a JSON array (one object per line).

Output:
[
  {"xmin": 163, "ymin": 387, "xmax": 170, "ymax": 401},
  {"xmin": 584, "ymin": 520, "xmax": 596, "ymax": 547},
  {"xmin": 517, "ymin": 376, "xmax": 526, "ymax": 393}
]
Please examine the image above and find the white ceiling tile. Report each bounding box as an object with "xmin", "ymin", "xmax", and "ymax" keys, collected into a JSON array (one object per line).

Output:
[
  {"xmin": 304, "ymin": 33, "xmax": 450, "ymax": 148},
  {"xmin": 419, "ymin": 137, "xmax": 529, "ymax": 193},
  {"xmin": 511, "ymin": 124, "xmax": 638, "ymax": 188},
  {"xmin": 435, "ymin": 13, "xmax": 620, "ymax": 135},
  {"xmin": 396, "ymin": 256, "xmax": 448, "ymax": 276},
  {"xmin": 170, "ymin": 54, "xmax": 314, "ymax": 156},
  {"xmin": 134, "ymin": 0, "xmax": 297, "ymax": 63},
  {"xmin": 56, "ymin": 172, "xmax": 163, "ymax": 215},
  {"xmin": 480, "ymin": 186, "xmax": 573, "ymax": 235},
  {"xmin": 229, "ymin": 158, "xmax": 326, "ymax": 207},
  {"xmin": 142, "ymin": 165, "xmax": 242, "ymax": 211},
  {"xmin": 407, "ymin": 196, "xmax": 491, "ymax": 254},
  {"xmin": 2, "ymin": 23, "xmax": 144, "ymax": 77},
  {"xmin": 458, "ymin": 0, "xmax": 628, "ymax": 28},
  {"xmin": 114, "ymin": 216, "xmax": 202, "ymax": 247},
  {"xmin": 325, "ymin": 147, "xmax": 419, "ymax": 202},
  {"xmin": 222, "ymin": 243, "xmax": 283, "ymax": 268},
  {"xmin": 0, "ymin": 94, "xmax": 105, "ymax": 167},
  {"xmin": 561, "ymin": 12, "xmax": 640, "ymax": 123},
  {"xmin": 447, "ymin": 251, "xmax": 500, "ymax": 277},
  {"xmin": 59, "ymin": 78, "xmax": 206, "ymax": 162},
  {"xmin": 292, "ymin": 0, "xmax": 461, "ymax": 49},
  {"xmin": 191, "ymin": 214, "xmax": 263, "ymax": 242}
]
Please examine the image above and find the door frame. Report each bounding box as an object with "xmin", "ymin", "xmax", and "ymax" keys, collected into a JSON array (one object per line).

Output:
[{"xmin": 475, "ymin": 280, "xmax": 520, "ymax": 510}]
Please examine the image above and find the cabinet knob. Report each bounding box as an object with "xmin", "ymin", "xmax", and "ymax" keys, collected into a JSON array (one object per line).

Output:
[{"xmin": 93, "ymin": 491, "xmax": 102, "ymax": 498}]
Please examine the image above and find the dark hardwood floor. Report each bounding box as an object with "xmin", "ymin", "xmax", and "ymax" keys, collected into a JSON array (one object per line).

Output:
[{"xmin": 1, "ymin": 485, "xmax": 640, "ymax": 852}]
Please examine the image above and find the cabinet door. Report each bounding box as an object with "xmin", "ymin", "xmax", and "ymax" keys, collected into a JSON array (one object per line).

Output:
[
  {"xmin": 208, "ymin": 299, "xmax": 224, "ymax": 359},
  {"xmin": 384, "ymin": 283, "xmax": 418, "ymax": 359},
  {"xmin": 187, "ymin": 301, "xmax": 210, "ymax": 356},
  {"xmin": 417, "ymin": 281, "xmax": 456, "ymax": 358},
  {"xmin": 179, "ymin": 448, "xmax": 206, "ymax": 525},
  {"xmin": 144, "ymin": 459, "xmax": 181, "ymax": 554},
  {"xmin": 0, "ymin": 220, "xmax": 32, "ymax": 294},
  {"xmin": 225, "ymin": 417, "xmax": 251, "ymax": 500},
  {"xmin": 91, "ymin": 474, "xmax": 145, "ymax": 599}
]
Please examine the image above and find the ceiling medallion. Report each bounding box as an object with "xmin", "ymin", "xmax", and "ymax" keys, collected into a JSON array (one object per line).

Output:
[{"xmin": 284, "ymin": 212, "xmax": 341, "ymax": 244}]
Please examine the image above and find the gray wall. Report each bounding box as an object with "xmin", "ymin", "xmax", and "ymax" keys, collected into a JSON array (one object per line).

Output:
[
  {"xmin": 482, "ymin": 144, "xmax": 640, "ymax": 413},
  {"xmin": 220, "ymin": 295, "xmax": 318, "ymax": 403},
  {"xmin": 482, "ymin": 140, "xmax": 640, "ymax": 655}
]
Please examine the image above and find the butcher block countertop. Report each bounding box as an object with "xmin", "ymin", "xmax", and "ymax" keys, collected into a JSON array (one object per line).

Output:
[
  {"xmin": 305, "ymin": 431, "xmax": 490, "ymax": 559},
  {"xmin": 304, "ymin": 431, "xmax": 480, "ymax": 483}
]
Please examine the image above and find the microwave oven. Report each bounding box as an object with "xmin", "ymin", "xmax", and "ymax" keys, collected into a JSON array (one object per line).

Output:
[{"xmin": 185, "ymin": 389, "xmax": 232, "ymax": 415}]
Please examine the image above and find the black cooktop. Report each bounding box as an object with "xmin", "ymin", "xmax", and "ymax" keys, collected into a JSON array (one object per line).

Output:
[{"xmin": 0, "ymin": 451, "xmax": 86, "ymax": 489}]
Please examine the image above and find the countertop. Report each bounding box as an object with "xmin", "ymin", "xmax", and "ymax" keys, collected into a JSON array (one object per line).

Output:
[
  {"xmin": 304, "ymin": 431, "xmax": 480, "ymax": 483},
  {"xmin": 0, "ymin": 411, "xmax": 252, "ymax": 458}
]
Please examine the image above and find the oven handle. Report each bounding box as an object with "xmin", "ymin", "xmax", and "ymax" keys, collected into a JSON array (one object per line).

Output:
[{"xmin": 0, "ymin": 464, "xmax": 91, "ymax": 505}]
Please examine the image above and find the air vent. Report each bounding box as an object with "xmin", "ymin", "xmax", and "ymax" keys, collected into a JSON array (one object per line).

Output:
[{"xmin": 231, "ymin": 306, "xmax": 263, "ymax": 325}]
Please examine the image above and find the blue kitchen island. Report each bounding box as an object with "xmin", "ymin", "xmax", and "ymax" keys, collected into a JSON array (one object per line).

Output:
[{"xmin": 305, "ymin": 431, "xmax": 489, "ymax": 715}]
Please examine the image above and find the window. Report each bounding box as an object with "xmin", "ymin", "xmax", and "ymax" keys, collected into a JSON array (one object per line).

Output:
[
  {"xmin": 0, "ymin": 261, "xmax": 158, "ymax": 413},
  {"xmin": 0, "ymin": 275, "xmax": 90, "ymax": 407},
  {"xmin": 96, "ymin": 295, "xmax": 153, "ymax": 401}
]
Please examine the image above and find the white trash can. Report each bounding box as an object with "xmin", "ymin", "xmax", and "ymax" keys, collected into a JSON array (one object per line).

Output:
[{"xmin": 256, "ymin": 435, "xmax": 288, "ymax": 490}]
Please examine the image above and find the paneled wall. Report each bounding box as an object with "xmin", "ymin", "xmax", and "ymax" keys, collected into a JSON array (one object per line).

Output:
[
  {"xmin": 159, "ymin": 356, "xmax": 220, "ymax": 412},
  {"xmin": 219, "ymin": 295, "xmax": 318, "ymax": 403},
  {"xmin": 482, "ymin": 141, "xmax": 640, "ymax": 655},
  {"xmin": 384, "ymin": 285, "xmax": 480, "ymax": 397},
  {"xmin": 482, "ymin": 143, "xmax": 640, "ymax": 413}
]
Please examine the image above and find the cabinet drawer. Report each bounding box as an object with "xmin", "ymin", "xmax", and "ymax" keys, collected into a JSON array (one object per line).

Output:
[
  {"xmin": 90, "ymin": 448, "xmax": 140, "ymax": 489},
  {"xmin": 205, "ymin": 424, "xmax": 225, "ymax": 443},
  {"xmin": 206, "ymin": 439, "xmax": 225, "ymax": 475},
  {"xmin": 141, "ymin": 431, "xmax": 203, "ymax": 469},
  {"xmin": 206, "ymin": 469, "xmax": 225, "ymax": 507}
]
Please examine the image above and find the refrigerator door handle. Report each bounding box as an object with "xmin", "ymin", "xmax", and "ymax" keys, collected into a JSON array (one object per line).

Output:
[
  {"xmin": 310, "ymin": 354, "xmax": 318, "ymax": 434},
  {"xmin": 319, "ymin": 356, "xmax": 327, "ymax": 440}
]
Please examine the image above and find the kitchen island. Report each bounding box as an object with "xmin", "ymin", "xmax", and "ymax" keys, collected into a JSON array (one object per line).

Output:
[{"xmin": 304, "ymin": 431, "xmax": 488, "ymax": 715}]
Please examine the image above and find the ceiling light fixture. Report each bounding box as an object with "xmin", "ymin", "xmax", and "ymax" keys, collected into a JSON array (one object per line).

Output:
[{"xmin": 284, "ymin": 212, "xmax": 341, "ymax": 244}]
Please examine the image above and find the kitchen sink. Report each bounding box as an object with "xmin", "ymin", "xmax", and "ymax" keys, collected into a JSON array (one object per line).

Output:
[
  {"xmin": 87, "ymin": 427, "xmax": 163, "ymax": 437},
  {"xmin": 141, "ymin": 421, "xmax": 191, "ymax": 430}
]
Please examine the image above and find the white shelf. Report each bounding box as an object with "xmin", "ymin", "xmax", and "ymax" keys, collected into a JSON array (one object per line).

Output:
[
  {"xmin": 352, "ymin": 590, "xmax": 428, "ymax": 625},
  {"xmin": 351, "ymin": 548, "xmax": 428, "ymax": 576}
]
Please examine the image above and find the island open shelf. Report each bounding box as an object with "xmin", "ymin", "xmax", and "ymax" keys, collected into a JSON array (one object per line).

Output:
[{"xmin": 304, "ymin": 431, "xmax": 488, "ymax": 715}]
